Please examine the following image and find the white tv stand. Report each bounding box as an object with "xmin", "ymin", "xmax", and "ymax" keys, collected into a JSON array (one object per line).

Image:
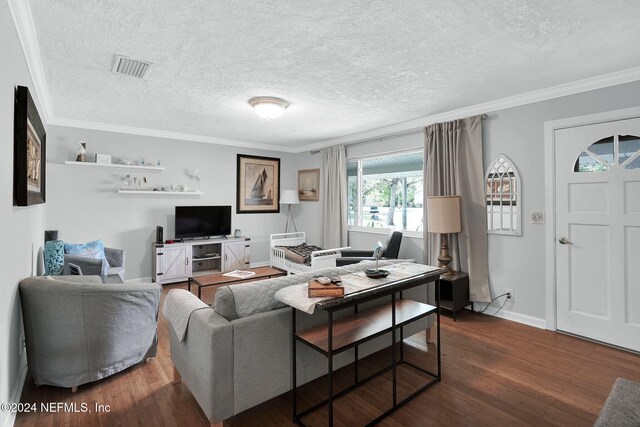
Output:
[{"xmin": 152, "ymin": 236, "xmax": 250, "ymax": 285}]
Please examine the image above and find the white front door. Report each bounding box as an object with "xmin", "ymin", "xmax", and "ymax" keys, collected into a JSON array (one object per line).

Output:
[{"xmin": 555, "ymin": 117, "xmax": 640, "ymax": 352}]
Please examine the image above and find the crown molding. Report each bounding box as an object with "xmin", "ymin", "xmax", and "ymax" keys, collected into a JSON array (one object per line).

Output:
[
  {"xmin": 7, "ymin": 0, "xmax": 52, "ymax": 123},
  {"xmin": 301, "ymin": 66, "xmax": 640, "ymax": 152},
  {"xmin": 47, "ymin": 117, "xmax": 298, "ymax": 153}
]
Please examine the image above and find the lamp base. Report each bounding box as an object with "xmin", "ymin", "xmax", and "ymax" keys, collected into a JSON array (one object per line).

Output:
[
  {"xmin": 284, "ymin": 205, "xmax": 298, "ymax": 233},
  {"xmin": 438, "ymin": 234, "xmax": 455, "ymax": 276}
]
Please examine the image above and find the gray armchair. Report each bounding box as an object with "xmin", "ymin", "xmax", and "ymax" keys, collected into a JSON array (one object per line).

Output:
[
  {"xmin": 19, "ymin": 275, "xmax": 161, "ymax": 390},
  {"xmin": 63, "ymin": 247, "xmax": 125, "ymax": 280}
]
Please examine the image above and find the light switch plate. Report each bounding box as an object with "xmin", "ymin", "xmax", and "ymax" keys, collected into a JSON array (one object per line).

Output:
[{"xmin": 530, "ymin": 212, "xmax": 545, "ymax": 224}]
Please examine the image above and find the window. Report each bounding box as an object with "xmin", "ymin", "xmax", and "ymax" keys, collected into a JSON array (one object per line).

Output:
[
  {"xmin": 486, "ymin": 154, "xmax": 521, "ymax": 235},
  {"xmin": 347, "ymin": 151, "xmax": 424, "ymax": 234},
  {"xmin": 574, "ymin": 134, "xmax": 640, "ymax": 172}
]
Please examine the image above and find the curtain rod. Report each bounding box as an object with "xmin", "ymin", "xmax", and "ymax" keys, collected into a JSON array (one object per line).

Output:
[{"xmin": 309, "ymin": 114, "xmax": 487, "ymax": 154}]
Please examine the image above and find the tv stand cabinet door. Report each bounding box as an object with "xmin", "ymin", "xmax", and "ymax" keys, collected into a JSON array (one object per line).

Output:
[
  {"xmin": 222, "ymin": 241, "xmax": 250, "ymax": 272},
  {"xmin": 157, "ymin": 245, "xmax": 192, "ymax": 284}
]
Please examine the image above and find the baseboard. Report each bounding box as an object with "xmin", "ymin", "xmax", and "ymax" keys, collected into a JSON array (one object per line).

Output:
[
  {"xmin": 126, "ymin": 276, "xmax": 153, "ymax": 283},
  {"xmin": 1, "ymin": 351, "xmax": 28, "ymax": 427},
  {"xmin": 250, "ymin": 261, "xmax": 269, "ymax": 268},
  {"xmin": 486, "ymin": 308, "xmax": 547, "ymax": 330}
]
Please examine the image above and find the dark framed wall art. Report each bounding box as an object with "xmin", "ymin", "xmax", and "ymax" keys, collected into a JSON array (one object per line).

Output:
[
  {"xmin": 236, "ymin": 154, "xmax": 280, "ymax": 213},
  {"xmin": 14, "ymin": 85, "xmax": 46, "ymax": 206}
]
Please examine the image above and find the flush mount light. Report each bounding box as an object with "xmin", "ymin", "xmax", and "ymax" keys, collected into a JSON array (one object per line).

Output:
[{"xmin": 248, "ymin": 96, "xmax": 289, "ymax": 121}]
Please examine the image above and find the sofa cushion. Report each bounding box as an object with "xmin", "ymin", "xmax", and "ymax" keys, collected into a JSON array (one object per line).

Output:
[
  {"xmin": 64, "ymin": 240, "xmax": 109, "ymax": 267},
  {"xmin": 44, "ymin": 240, "xmax": 65, "ymax": 276},
  {"xmin": 214, "ymin": 259, "xmax": 409, "ymax": 320}
]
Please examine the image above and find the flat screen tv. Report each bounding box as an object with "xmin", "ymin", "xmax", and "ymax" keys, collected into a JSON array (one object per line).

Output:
[{"xmin": 175, "ymin": 205, "xmax": 231, "ymax": 239}]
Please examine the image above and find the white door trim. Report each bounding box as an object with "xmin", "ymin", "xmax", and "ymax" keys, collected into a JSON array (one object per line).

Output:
[{"xmin": 544, "ymin": 105, "xmax": 640, "ymax": 330}]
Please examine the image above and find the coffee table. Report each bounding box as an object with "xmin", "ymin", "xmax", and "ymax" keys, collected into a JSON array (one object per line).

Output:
[{"xmin": 188, "ymin": 266, "xmax": 286, "ymax": 300}]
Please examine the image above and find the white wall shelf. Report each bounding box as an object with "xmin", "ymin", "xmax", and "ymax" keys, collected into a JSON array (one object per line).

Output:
[
  {"xmin": 117, "ymin": 190, "xmax": 203, "ymax": 195},
  {"xmin": 64, "ymin": 160, "xmax": 164, "ymax": 171}
]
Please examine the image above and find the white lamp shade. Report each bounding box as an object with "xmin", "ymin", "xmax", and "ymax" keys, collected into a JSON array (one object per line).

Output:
[
  {"xmin": 280, "ymin": 190, "xmax": 300, "ymax": 204},
  {"xmin": 427, "ymin": 195, "xmax": 461, "ymax": 233}
]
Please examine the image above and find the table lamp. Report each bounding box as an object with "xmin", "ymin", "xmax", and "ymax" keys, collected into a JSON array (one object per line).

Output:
[
  {"xmin": 280, "ymin": 190, "xmax": 300, "ymax": 232},
  {"xmin": 427, "ymin": 195, "xmax": 461, "ymax": 276}
]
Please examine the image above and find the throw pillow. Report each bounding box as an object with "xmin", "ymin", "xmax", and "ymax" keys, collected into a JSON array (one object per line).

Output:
[
  {"xmin": 44, "ymin": 240, "xmax": 65, "ymax": 275},
  {"xmin": 64, "ymin": 239, "xmax": 109, "ymax": 267}
]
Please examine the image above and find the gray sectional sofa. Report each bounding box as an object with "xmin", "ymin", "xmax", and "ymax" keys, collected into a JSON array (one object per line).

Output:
[{"xmin": 166, "ymin": 260, "xmax": 432, "ymax": 424}]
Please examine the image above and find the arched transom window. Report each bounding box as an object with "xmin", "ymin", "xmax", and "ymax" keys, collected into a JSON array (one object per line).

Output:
[
  {"xmin": 574, "ymin": 134, "xmax": 640, "ymax": 172},
  {"xmin": 485, "ymin": 154, "xmax": 521, "ymax": 235}
]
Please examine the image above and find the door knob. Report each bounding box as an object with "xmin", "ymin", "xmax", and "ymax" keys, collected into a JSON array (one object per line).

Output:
[{"xmin": 558, "ymin": 237, "xmax": 573, "ymax": 245}]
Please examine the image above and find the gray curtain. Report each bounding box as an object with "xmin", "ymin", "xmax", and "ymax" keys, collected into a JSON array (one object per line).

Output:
[
  {"xmin": 424, "ymin": 116, "xmax": 490, "ymax": 303},
  {"xmin": 321, "ymin": 145, "xmax": 348, "ymax": 248}
]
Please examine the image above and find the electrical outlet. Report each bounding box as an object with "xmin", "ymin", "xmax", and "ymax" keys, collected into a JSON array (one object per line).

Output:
[{"xmin": 505, "ymin": 289, "xmax": 514, "ymax": 302}]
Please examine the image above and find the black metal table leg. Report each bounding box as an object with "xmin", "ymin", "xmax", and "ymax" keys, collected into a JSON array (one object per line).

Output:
[
  {"xmin": 328, "ymin": 310, "xmax": 334, "ymax": 427},
  {"xmin": 436, "ymin": 278, "xmax": 441, "ymax": 381},
  {"xmin": 391, "ymin": 292, "xmax": 397, "ymax": 406},
  {"xmin": 292, "ymin": 308, "xmax": 297, "ymax": 422}
]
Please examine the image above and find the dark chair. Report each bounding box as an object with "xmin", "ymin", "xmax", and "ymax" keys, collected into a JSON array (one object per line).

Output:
[{"xmin": 336, "ymin": 231, "xmax": 403, "ymax": 266}]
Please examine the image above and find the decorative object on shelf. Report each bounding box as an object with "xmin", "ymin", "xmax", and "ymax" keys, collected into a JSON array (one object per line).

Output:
[
  {"xmin": 13, "ymin": 86, "xmax": 46, "ymax": 206},
  {"xmin": 76, "ymin": 140, "xmax": 87, "ymax": 162},
  {"xmin": 140, "ymin": 158, "xmax": 146, "ymax": 166},
  {"xmin": 364, "ymin": 241, "xmax": 389, "ymax": 278},
  {"xmin": 237, "ymin": 154, "xmax": 280, "ymax": 214},
  {"xmin": 95, "ymin": 153, "xmax": 111, "ymax": 165},
  {"xmin": 297, "ymin": 168, "xmax": 320, "ymax": 201},
  {"xmin": 156, "ymin": 160, "xmax": 161, "ymax": 166},
  {"xmin": 189, "ymin": 169, "xmax": 201, "ymax": 192},
  {"xmin": 234, "ymin": 228, "xmax": 242, "ymax": 238},
  {"xmin": 280, "ymin": 190, "xmax": 300, "ymax": 232},
  {"xmin": 119, "ymin": 189, "xmax": 202, "ymax": 195},
  {"xmin": 427, "ymin": 195, "xmax": 462, "ymax": 276},
  {"xmin": 119, "ymin": 157, "xmax": 131, "ymax": 165},
  {"xmin": 248, "ymin": 96, "xmax": 289, "ymax": 121}
]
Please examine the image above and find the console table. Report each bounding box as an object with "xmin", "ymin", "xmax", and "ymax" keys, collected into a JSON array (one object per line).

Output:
[{"xmin": 286, "ymin": 264, "xmax": 445, "ymax": 426}]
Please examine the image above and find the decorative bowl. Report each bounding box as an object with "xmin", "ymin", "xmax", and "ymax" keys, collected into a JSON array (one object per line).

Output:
[{"xmin": 364, "ymin": 269, "xmax": 390, "ymax": 279}]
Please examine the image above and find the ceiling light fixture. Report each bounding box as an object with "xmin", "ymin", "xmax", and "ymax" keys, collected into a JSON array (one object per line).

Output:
[{"xmin": 248, "ymin": 97, "xmax": 289, "ymax": 121}]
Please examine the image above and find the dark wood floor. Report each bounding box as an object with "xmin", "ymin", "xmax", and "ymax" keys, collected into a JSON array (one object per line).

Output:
[{"xmin": 15, "ymin": 282, "xmax": 640, "ymax": 426}]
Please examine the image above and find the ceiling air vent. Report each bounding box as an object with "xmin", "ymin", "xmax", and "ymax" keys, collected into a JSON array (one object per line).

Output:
[{"xmin": 111, "ymin": 54, "xmax": 152, "ymax": 79}]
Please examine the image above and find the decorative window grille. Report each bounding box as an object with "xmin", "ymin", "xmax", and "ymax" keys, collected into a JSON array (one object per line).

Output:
[
  {"xmin": 574, "ymin": 134, "xmax": 640, "ymax": 172},
  {"xmin": 485, "ymin": 154, "xmax": 521, "ymax": 235}
]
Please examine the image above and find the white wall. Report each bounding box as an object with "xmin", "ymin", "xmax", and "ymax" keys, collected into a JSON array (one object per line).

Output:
[
  {"xmin": 293, "ymin": 80, "xmax": 640, "ymax": 327},
  {"xmin": 483, "ymin": 80, "xmax": 640, "ymax": 323},
  {"xmin": 46, "ymin": 126, "xmax": 298, "ymax": 279},
  {"xmin": 289, "ymin": 151, "xmax": 323, "ymax": 244},
  {"xmin": 0, "ymin": 2, "xmax": 47, "ymax": 425}
]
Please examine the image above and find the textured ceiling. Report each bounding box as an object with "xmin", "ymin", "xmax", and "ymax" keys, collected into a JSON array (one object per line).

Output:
[{"xmin": 28, "ymin": 0, "xmax": 640, "ymax": 148}]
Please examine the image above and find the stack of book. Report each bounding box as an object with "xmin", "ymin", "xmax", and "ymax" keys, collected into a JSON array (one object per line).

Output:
[{"xmin": 307, "ymin": 279, "xmax": 344, "ymax": 298}]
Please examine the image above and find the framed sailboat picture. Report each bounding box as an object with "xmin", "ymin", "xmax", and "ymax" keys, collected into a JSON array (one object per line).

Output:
[{"xmin": 237, "ymin": 154, "xmax": 280, "ymax": 213}]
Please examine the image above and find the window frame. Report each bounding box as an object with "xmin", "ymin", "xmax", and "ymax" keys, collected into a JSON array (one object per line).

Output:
[{"xmin": 347, "ymin": 149, "xmax": 424, "ymax": 239}]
